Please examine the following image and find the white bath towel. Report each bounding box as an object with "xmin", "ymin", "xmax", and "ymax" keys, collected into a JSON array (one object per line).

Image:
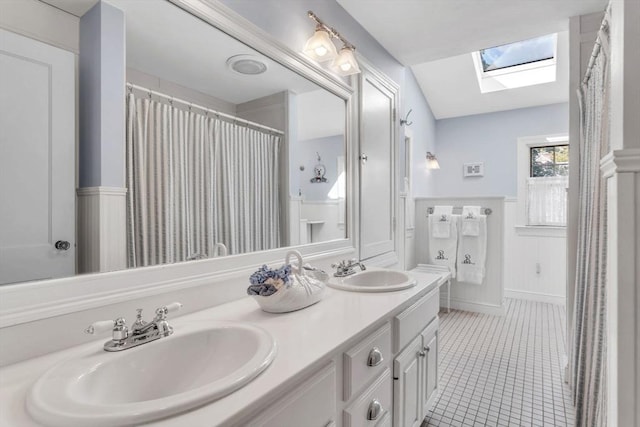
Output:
[
  {"xmin": 461, "ymin": 206, "xmax": 482, "ymax": 236},
  {"xmin": 430, "ymin": 205, "xmax": 454, "ymax": 238},
  {"xmin": 428, "ymin": 214, "xmax": 458, "ymax": 278},
  {"xmin": 456, "ymin": 215, "xmax": 487, "ymax": 285}
]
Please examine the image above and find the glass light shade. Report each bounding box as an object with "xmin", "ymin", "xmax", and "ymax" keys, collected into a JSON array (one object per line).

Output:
[
  {"xmin": 426, "ymin": 153, "xmax": 440, "ymax": 169},
  {"xmin": 330, "ymin": 47, "xmax": 361, "ymax": 76},
  {"xmin": 303, "ymin": 29, "xmax": 338, "ymax": 62}
]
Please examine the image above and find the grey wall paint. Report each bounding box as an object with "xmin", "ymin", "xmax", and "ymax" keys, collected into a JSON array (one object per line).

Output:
[
  {"xmin": 218, "ymin": 0, "xmax": 438, "ymax": 196},
  {"xmin": 79, "ymin": 1, "xmax": 125, "ymax": 188},
  {"xmin": 432, "ymin": 103, "xmax": 569, "ymax": 197}
]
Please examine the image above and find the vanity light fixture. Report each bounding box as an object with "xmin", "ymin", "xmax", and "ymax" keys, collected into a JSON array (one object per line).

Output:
[
  {"xmin": 303, "ymin": 25, "xmax": 338, "ymax": 62},
  {"xmin": 304, "ymin": 11, "xmax": 361, "ymax": 76},
  {"xmin": 426, "ymin": 152, "xmax": 440, "ymax": 169}
]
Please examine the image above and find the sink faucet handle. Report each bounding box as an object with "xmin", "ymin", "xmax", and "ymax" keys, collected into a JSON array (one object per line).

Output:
[
  {"xmin": 154, "ymin": 302, "xmax": 183, "ymax": 320},
  {"xmin": 85, "ymin": 319, "xmax": 115, "ymax": 335}
]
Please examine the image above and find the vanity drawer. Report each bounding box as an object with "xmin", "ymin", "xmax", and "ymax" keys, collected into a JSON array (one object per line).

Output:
[
  {"xmin": 343, "ymin": 322, "xmax": 391, "ymax": 401},
  {"xmin": 343, "ymin": 369, "xmax": 392, "ymax": 427},
  {"xmin": 393, "ymin": 289, "xmax": 439, "ymax": 352}
]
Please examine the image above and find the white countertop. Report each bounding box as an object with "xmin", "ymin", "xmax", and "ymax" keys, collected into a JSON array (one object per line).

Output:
[{"xmin": 0, "ymin": 270, "xmax": 442, "ymax": 427}]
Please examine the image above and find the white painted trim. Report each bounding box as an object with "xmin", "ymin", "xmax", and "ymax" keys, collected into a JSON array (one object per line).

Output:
[
  {"xmin": 76, "ymin": 186, "xmax": 128, "ymax": 196},
  {"xmin": 0, "ymin": 0, "xmax": 359, "ymax": 328},
  {"xmin": 0, "ymin": 245, "xmax": 355, "ymax": 328},
  {"xmin": 515, "ymin": 225, "xmax": 567, "ymax": 238},
  {"xmin": 414, "ymin": 196, "xmax": 507, "ymax": 201},
  {"xmin": 448, "ymin": 298, "xmax": 505, "ymax": 316},
  {"xmin": 505, "ymin": 289, "xmax": 566, "ymax": 306},
  {"xmin": 601, "ymin": 148, "xmax": 640, "ymax": 178}
]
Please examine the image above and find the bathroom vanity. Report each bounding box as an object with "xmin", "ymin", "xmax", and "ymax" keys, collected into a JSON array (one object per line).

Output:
[{"xmin": 0, "ymin": 270, "xmax": 444, "ymax": 427}]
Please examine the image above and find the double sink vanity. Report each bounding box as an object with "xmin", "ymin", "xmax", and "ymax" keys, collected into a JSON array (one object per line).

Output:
[{"xmin": 0, "ymin": 268, "xmax": 447, "ymax": 427}]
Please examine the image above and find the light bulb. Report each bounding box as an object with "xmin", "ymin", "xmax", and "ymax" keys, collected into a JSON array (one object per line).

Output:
[
  {"xmin": 340, "ymin": 63, "xmax": 351, "ymax": 71},
  {"xmin": 315, "ymin": 46, "xmax": 328, "ymax": 56}
]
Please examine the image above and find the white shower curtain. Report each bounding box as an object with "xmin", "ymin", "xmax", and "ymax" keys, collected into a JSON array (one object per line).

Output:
[
  {"xmin": 126, "ymin": 92, "xmax": 281, "ymax": 267},
  {"xmin": 570, "ymin": 10, "xmax": 610, "ymax": 427}
]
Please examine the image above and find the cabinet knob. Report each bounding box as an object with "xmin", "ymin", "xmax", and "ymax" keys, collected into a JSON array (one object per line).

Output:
[
  {"xmin": 367, "ymin": 347, "xmax": 384, "ymax": 367},
  {"xmin": 425, "ymin": 346, "xmax": 430, "ymax": 352},
  {"xmin": 367, "ymin": 399, "xmax": 383, "ymax": 420},
  {"xmin": 417, "ymin": 350, "xmax": 426, "ymax": 357}
]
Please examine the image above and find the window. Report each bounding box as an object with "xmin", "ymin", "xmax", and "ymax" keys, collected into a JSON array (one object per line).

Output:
[
  {"xmin": 480, "ymin": 34, "xmax": 556, "ymax": 72},
  {"xmin": 530, "ymin": 144, "xmax": 569, "ymax": 177},
  {"xmin": 471, "ymin": 34, "xmax": 558, "ymax": 93},
  {"xmin": 516, "ymin": 135, "xmax": 569, "ymax": 232},
  {"xmin": 527, "ymin": 144, "xmax": 569, "ymax": 226}
]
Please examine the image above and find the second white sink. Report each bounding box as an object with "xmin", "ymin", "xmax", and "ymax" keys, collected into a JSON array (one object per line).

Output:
[
  {"xmin": 328, "ymin": 268, "xmax": 416, "ymax": 292},
  {"xmin": 27, "ymin": 322, "xmax": 276, "ymax": 427}
]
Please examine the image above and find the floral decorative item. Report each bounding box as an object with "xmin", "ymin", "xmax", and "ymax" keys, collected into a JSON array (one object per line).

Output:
[{"xmin": 247, "ymin": 264, "xmax": 292, "ymax": 297}]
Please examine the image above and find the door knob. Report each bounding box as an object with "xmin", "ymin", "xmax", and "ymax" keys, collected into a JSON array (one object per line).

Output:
[
  {"xmin": 54, "ymin": 240, "xmax": 71, "ymax": 251},
  {"xmin": 360, "ymin": 153, "xmax": 368, "ymax": 164}
]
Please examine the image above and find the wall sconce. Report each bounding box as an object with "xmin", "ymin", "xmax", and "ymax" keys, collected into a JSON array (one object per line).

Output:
[
  {"xmin": 304, "ymin": 11, "xmax": 361, "ymax": 76},
  {"xmin": 426, "ymin": 152, "xmax": 440, "ymax": 169}
]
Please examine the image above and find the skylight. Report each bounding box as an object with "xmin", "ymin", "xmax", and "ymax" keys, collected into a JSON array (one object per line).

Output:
[
  {"xmin": 471, "ymin": 33, "xmax": 558, "ymax": 93},
  {"xmin": 480, "ymin": 34, "xmax": 556, "ymax": 72}
]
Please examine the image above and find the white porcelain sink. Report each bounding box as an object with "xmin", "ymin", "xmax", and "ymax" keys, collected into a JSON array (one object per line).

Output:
[
  {"xmin": 328, "ymin": 268, "xmax": 416, "ymax": 292},
  {"xmin": 27, "ymin": 322, "xmax": 276, "ymax": 427}
]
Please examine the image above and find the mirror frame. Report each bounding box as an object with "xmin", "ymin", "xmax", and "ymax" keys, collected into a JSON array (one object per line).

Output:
[{"xmin": 0, "ymin": 0, "xmax": 357, "ymax": 328}]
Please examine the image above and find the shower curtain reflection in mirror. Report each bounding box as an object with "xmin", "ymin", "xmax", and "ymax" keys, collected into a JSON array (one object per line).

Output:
[{"xmin": 126, "ymin": 91, "xmax": 282, "ymax": 268}]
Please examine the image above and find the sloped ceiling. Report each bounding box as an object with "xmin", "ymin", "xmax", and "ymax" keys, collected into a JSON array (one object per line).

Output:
[{"xmin": 337, "ymin": 0, "xmax": 607, "ymax": 118}]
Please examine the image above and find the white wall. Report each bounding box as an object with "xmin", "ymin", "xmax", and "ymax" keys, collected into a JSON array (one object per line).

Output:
[{"xmin": 503, "ymin": 200, "xmax": 567, "ymax": 305}]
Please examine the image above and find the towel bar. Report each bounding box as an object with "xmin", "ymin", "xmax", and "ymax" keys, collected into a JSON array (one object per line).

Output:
[{"xmin": 426, "ymin": 207, "xmax": 492, "ymax": 216}]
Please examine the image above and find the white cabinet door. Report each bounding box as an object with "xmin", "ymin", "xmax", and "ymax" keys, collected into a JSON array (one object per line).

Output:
[
  {"xmin": 246, "ymin": 362, "xmax": 336, "ymax": 427},
  {"xmin": 393, "ymin": 335, "xmax": 423, "ymax": 427},
  {"xmin": 359, "ymin": 68, "xmax": 397, "ymax": 260},
  {"xmin": 0, "ymin": 29, "xmax": 75, "ymax": 284},
  {"xmin": 421, "ymin": 320, "xmax": 439, "ymax": 414}
]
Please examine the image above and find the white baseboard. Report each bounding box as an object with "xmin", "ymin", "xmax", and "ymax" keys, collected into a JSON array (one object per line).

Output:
[
  {"xmin": 448, "ymin": 298, "xmax": 505, "ymax": 316},
  {"xmin": 505, "ymin": 289, "xmax": 566, "ymax": 306}
]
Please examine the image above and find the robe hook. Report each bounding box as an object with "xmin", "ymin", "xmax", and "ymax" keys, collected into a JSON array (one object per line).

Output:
[{"xmin": 400, "ymin": 109, "xmax": 413, "ymax": 126}]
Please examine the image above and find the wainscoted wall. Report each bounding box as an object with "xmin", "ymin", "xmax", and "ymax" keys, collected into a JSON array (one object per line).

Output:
[
  {"xmin": 503, "ymin": 199, "xmax": 567, "ymax": 305},
  {"xmin": 414, "ymin": 197, "xmax": 505, "ymax": 315},
  {"xmin": 76, "ymin": 187, "xmax": 127, "ymax": 274}
]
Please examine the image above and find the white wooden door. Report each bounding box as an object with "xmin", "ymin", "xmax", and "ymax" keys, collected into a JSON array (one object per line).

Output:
[
  {"xmin": 359, "ymin": 69, "xmax": 396, "ymax": 260},
  {"xmin": 393, "ymin": 335, "xmax": 423, "ymax": 427},
  {"xmin": 0, "ymin": 29, "xmax": 75, "ymax": 284}
]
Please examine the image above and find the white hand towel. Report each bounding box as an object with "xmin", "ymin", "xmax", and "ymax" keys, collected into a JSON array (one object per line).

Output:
[
  {"xmin": 461, "ymin": 206, "xmax": 482, "ymax": 236},
  {"xmin": 430, "ymin": 206, "xmax": 453, "ymax": 238},
  {"xmin": 456, "ymin": 215, "xmax": 487, "ymax": 285},
  {"xmin": 428, "ymin": 215, "xmax": 458, "ymax": 278}
]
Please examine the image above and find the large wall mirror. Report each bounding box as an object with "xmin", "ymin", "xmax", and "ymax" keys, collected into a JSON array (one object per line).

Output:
[{"xmin": 0, "ymin": 0, "xmax": 352, "ymax": 287}]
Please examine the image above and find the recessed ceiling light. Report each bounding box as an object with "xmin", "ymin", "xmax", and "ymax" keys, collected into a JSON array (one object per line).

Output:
[{"xmin": 226, "ymin": 54, "xmax": 268, "ymax": 75}]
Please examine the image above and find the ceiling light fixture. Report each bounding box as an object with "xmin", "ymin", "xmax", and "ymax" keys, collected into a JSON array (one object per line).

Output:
[
  {"xmin": 304, "ymin": 11, "xmax": 361, "ymax": 76},
  {"xmin": 226, "ymin": 54, "xmax": 268, "ymax": 75},
  {"xmin": 426, "ymin": 152, "xmax": 440, "ymax": 170}
]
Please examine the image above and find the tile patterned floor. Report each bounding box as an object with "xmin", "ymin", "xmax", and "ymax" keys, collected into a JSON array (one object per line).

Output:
[{"xmin": 423, "ymin": 299, "xmax": 575, "ymax": 427}]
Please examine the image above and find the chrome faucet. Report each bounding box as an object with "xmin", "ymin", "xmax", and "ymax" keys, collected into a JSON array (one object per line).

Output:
[
  {"xmin": 331, "ymin": 259, "xmax": 366, "ymax": 277},
  {"xmin": 85, "ymin": 302, "xmax": 183, "ymax": 352}
]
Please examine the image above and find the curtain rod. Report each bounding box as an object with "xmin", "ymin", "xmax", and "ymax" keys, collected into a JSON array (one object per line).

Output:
[
  {"xmin": 126, "ymin": 83, "xmax": 285, "ymax": 136},
  {"xmin": 582, "ymin": 5, "xmax": 611, "ymax": 86},
  {"xmin": 427, "ymin": 207, "xmax": 493, "ymax": 216}
]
